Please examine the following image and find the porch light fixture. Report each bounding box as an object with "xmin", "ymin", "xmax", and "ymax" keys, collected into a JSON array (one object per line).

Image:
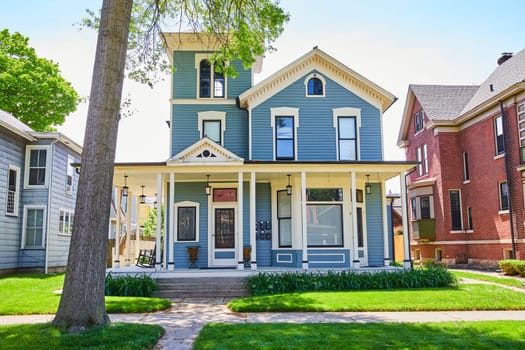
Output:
[
  {"xmin": 139, "ymin": 185, "xmax": 146, "ymax": 204},
  {"xmin": 365, "ymin": 174, "xmax": 371, "ymax": 195},
  {"xmin": 122, "ymin": 175, "xmax": 129, "ymax": 197},
  {"xmin": 205, "ymin": 175, "xmax": 211, "ymax": 196},
  {"xmin": 286, "ymin": 174, "xmax": 292, "ymax": 195}
]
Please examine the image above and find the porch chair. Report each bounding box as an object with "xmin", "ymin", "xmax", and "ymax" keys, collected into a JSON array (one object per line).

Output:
[{"xmin": 136, "ymin": 247, "xmax": 156, "ymax": 268}]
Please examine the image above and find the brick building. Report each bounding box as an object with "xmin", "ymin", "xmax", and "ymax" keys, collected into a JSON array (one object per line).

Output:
[{"xmin": 398, "ymin": 50, "xmax": 525, "ymax": 267}]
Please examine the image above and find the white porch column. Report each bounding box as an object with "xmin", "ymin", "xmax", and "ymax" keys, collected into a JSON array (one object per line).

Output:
[
  {"xmin": 135, "ymin": 198, "xmax": 141, "ymax": 264},
  {"xmin": 125, "ymin": 192, "xmax": 132, "ymax": 266},
  {"xmin": 168, "ymin": 173, "xmax": 175, "ymax": 270},
  {"xmin": 237, "ymin": 171, "xmax": 244, "ymax": 270},
  {"xmin": 400, "ymin": 172, "xmax": 411, "ymax": 268},
  {"xmin": 114, "ymin": 188, "xmax": 122, "ymax": 268},
  {"xmin": 155, "ymin": 173, "xmax": 163, "ymax": 270},
  {"xmin": 250, "ymin": 171, "xmax": 257, "ymax": 270},
  {"xmin": 301, "ymin": 171, "xmax": 308, "ymax": 270},
  {"xmin": 351, "ymin": 172, "xmax": 360, "ymax": 269},
  {"xmin": 382, "ymin": 181, "xmax": 391, "ymax": 266}
]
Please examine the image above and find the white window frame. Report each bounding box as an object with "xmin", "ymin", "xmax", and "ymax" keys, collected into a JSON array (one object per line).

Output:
[
  {"xmin": 305, "ymin": 188, "xmax": 344, "ymax": 248},
  {"xmin": 494, "ymin": 115, "xmax": 505, "ymax": 156},
  {"xmin": 499, "ymin": 181, "xmax": 509, "ymax": 213},
  {"xmin": 66, "ymin": 154, "xmax": 75, "ymax": 195},
  {"xmin": 417, "ymin": 146, "xmax": 422, "ymax": 176},
  {"xmin": 6, "ymin": 165, "xmax": 21, "ymax": 216},
  {"xmin": 174, "ymin": 201, "xmax": 200, "ymax": 243},
  {"xmin": 24, "ymin": 145, "xmax": 51, "ymax": 189},
  {"xmin": 333, "ymin": 107, "xmax": 361, "ymax": 161},
  {"xmin": 198, "ymin": 111, "xmax": 226, "ymax": 145},
  {"xmin": 195, "ymin": 54, "xmax": 227, "ymax": 99},
  {"xmin": 21, "ymin": 205, "xmax": 47, "ymax": 249},
  {"xmin": 59, "ymin": 208, "xmax": 74, "ymax": 235},
  {"xmin": 410, "ymin": 195, "xmax": 434, "ymax": 220},
  {"xmin": 423, "ymin": 144, "xmax": 428, "ymax": 175},
  {"xmin": 304, "ymin": 73, "xmax": 326, "ymax": 97},
  {"xmin": 271, "ymin": 107, "xmax": 299, "ymax": 160}
]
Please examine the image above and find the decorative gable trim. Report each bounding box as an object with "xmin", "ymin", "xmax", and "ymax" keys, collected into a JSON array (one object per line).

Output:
[
  {"xmin": 239, "ymin": 48, "xmax": 396, "ymax": 112},
  {"xmin": 167, "ymin": 137, "xmax": 243, "ymax": 165}
]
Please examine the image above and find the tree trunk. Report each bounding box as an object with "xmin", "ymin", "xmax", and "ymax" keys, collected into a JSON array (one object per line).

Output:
[{"xmin": 53, "ymin": 0, "xmax": 133, "ymax": 332}]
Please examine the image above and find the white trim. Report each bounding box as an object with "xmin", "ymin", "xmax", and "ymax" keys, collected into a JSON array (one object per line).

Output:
[
  {"xmin": 171, "ymin": 99, "xmax": 236, "ymax": 105},
  {"xmin": 301, "ymin": 171, "xmax": 308, "ymax": 268},
  {"xmin": 304, "ymin": 73, "xmax": 326, "ymax": 97},
  {"xmin": 5, "ymin": 164, "xmax": 20, "ymax": 217},
  {"xmin": 271, "ymin": 107, "xmax": 299, "ymax": 160},
  {"xmin": 21, "ymin": 205, "xmax": 47, "ymax": 249},
  {"xmin": 237, "ymin": 171, "xmax": 244, "ymax": 270},
  {"xmin": 197, "ymin": 111, "xmax": 226, "ymax": 145},
  {"xmin": 276, "ymin": 253, "xmax": 293, "ymax": 263},
  {"xmin": 169, "ymin": 173, "xmax": 175, "ymax": 269},
  {"xmin": 308, "ymin": 253, "xmax": 345, "ymax": 264},
  {"xmin": 174, "ymin": 200, "xmax": 200, "ymax": 243},
  {"xmin": 333, "ymin": 107, "xmax": 361, "ymax": 160},
  {"xmin": 249, "ymin": 171, "xmax": 257, "ymax": 269},
  {"xmin": 24, "ymin": 145, "xmax": 51, "ymax": 189},
  {"xmin": 155, "ymin": 174, "xmax": 163, "ymax": 269}
]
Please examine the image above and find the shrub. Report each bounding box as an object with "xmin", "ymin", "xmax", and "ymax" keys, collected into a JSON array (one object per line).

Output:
[
  {"xmin": 245, "ymin": 266, "xmax": 458, "ymax": 296},
  {"xmin": 105, "ymin": 273, "xmax": 158, "ymax": 297},
  {"xmin": 499, "ymin": 260, "xmax": 525, "ymax": 277}
]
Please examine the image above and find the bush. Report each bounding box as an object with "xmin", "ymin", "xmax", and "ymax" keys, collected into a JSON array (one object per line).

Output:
[
  {"xmin": 245, "ymin": 266, "xmax": 458, "ymax": 296},
  {"xmin": 499, "ymin": 260, "xmax": 525, "ymax": 277},
  {"xmin": 105, "ymin": 273, "xmax": 158, "ymax": 297}
]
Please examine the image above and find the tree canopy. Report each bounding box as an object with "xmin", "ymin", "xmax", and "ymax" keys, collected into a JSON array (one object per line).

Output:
[{"xmin": 0, "ymin": 29, "xmax": 79, "ymax": 131}]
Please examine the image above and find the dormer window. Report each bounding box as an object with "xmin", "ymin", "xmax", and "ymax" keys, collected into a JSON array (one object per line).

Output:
[
  {"xmin": 304, "ymin": 73, "xmax": 325, "ymax": 97},
  {"xmin": 199, "ymin": 59, "xmax": 225, "ymax": 98}
]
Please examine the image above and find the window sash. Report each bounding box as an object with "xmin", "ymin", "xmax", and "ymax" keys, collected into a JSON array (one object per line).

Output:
[
  {"xmin": 275, "ymin": 116, "xmax": 294, "ymax": 160},
  {"xmin": 449, "ymin": 190, "xmax": 462, "ymax": 230},
  {"xmin": 59, "ymin": 210, "xmax": 74, "ymax": 235},
  {"xmin": 203, "ymin": 120, "xmax": 221, "ymax": 144},
  {"xmin": 25, "ymin": 208, "xmax": 44, "ymax": 247},
  {"xmin": 277, "ymin": 191, "xmax": 292, "ymax": 247},
  {"xmin": 495, "ymin": 116, "xmax": 505, "ymax": 155},
  {"xmin": 6, "ymin": 168, "xmax": 18, "ymax": 215},
  {"xmin": 177, "ymin": 206, "xmax": 197, "ymax": 241},
  {"xmin": 28, "ymin": 149, "xmax": 47, "ymax": 186},
  {"xmin": 306, "ymin": 204, "xmax": 343, "ymax": 247},
  {"xmin": 338, "ymin": 117, "xmax": 357, "ymax": 160},
  {"xmin": 420, "ymin": 196, "xmax": 431, "ymax": 219},
  {"xmin": 463, "ymin": 152, "xmax": 470, "ymax": 181},
  {"xmin": 307, "ymin": 77, "xmax": 323, "ymax": 95},
  {"xmin": 499, "ymin": 182, "xmax": 509, "ymax": 211}
]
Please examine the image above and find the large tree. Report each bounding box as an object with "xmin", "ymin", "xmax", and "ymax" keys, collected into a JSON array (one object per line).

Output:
[
  {"xmin": 0, "ymin": 29, "xmax": 79, "ymax": 131},
  {"xmin": 53, "ymin": 0, "xmax": 288, "ymax": 332}
]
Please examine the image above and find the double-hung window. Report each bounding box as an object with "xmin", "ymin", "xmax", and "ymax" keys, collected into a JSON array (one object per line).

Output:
[
  {"xmin": 499, "ymin": 181, "xmax": 509, "ymax": 211},
  {"xmin": 66, "ymin": 155, "xmax": 75, "ymax": 194},
  {"xmin": 410, "ymin": 195, "xmax": 433, "ymax": 220},
  {"xmin": 449, "ymin": 190, "xmax": 462, "ymax": 231},
  {"xmin": 306, "ymin": 188, "xmax": 343, "ymax": 247},
  {"xmin": 203, "ymin": 120, "xmax": 221, "ymax": 144},
  {"xmin": 463, "ymin": 152, "xmax": 470, "ymax": 182},
  {"xmin": 517, "ymin": 103, "xmax": 525, "ymax": 162},
  {"xmin": 22, "ymin": 206, "xmax": 46, "ymax": 248},
  {"xmin": 338, "ymin": 117, "xmax": 357, "ymax": 160},
  {"xmin": 494, "ymin": 115, "xmax": 505, "ymax": 155},
  {"xmin": 414, "ymin": 110, "xmax": 425, "ymax": 133},
  {"xmin": 25, "ymin": 146, "xmax": 49, "ymax": 187},
  {"xmin": 6, "ymin": 165, "xmax": 20, "ymax": 216},
  {"xmin": 416, "ymin": 144, "xmax": 428, "ymax": 176},
  {"xmin": 275, "ymin": 116, "xmax": 294, "ymax": 160},
  {"xmin": 59, "ymin": 209, "xmax": 74, "ymax": 235},
  {"xmin": 277, "ymin": 190, "xmax": 292, "ymax": 247},
  {"xmin": 199, "ymin": 59, "xmax": 225, "ymax": 98}
]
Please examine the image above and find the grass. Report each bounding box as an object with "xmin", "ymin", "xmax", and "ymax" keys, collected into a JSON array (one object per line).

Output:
[
  {"xmin": 451, "ymin": 270, "xmax": 525, "ymax": 289},
  {"xmin": 0, "ymin": 273, "xmax": 171, "ymax": 315},
  {"xmin": 0, "ymin": 322, "xmax": 164, "ymax": 350},
  {"xmin": 193, "ymin": 321, "xmax": 525, "ymax": 350},
  {"xmin": 228, "ymin": 284, "xmax": 525, "ymax": 312}
]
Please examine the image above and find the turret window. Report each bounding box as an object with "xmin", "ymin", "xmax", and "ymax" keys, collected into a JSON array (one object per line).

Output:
[{"xmin": 199, "ymin": 59, "xmax": 225, "ymax": 98}]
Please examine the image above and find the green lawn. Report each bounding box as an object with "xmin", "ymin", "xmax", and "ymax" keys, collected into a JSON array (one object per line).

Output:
[
  {"xmin": 451, "ymin": 270, "xmax": 525, "ymax": 289},
  {"xmin": 0, "ymin": 273, "xmax": 171, "ymax": 315},
  {"xmin": 228, "ymin": 284, "xmax": 525, "ymax": 312},
  {"xmin": 193, "ymin": 321, "xmax": 525, "ymax": 350},
  {"xmin": 0, "ymin": 323, "xmax": 164, "ymax": 350}
]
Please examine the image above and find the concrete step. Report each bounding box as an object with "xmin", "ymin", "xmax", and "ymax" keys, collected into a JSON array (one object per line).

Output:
[{"xmin": 152, "ymin": 277, "xmax": 251, "ymax": 298}]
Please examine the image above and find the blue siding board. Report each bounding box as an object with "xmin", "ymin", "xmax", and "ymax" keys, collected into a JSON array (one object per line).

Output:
[
  {"xmin": 365, "ymin": 183, "xmax": 384, "ymax": 266},
  {"xmin": 308, "ymin": 249, "xmax": 350, "ymax": 268}
]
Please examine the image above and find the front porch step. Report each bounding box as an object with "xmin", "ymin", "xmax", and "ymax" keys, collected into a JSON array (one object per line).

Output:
[{"xmin": 152, "ymin": 276, "xmax": 250, "ymax": 298}]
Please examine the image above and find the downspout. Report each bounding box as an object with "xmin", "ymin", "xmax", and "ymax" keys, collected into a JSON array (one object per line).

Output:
[
  {"xmin": 404, "ymin": 167, "xmax": 417, "ymax": 268},
  {"xmin": 499, "ymin": 100, "xmax": 517, "ymax": 258},
  {"xmin": 44, "ymin": 139, "xmax": 59, "ymax": 274}
]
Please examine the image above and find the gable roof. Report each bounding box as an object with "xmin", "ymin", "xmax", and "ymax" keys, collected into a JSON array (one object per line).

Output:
[
  {"xmin": 411, "ymin": 84, "xmax": 479, "ymax": 121},
  {"xmin": 167, "ymin": 137, "xmax": 243, "ymax": 165},
  {"xmin": 461, "ymin": 48, "xmax": 525, "ymax": 115},
  {"xmin": 238, "ymin": 47, "xmax": 396, "ymax": 112},
  {"xmin": 0, "ymin": 108, "xmax": 36, "ymax": 141}
]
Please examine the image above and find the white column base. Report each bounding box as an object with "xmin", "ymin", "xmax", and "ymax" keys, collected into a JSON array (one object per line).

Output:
[
  {"xmin": 168, "ymin": 262, "xmax": 175, "ymax": 271},
  {"xmin": 251, "ymin": 263, "xmax": 257, "ymax": 271},
  {"xmin": 302, "ymin": 261, "xmax": 309, "ymax": 270},
  {"xmin": 237, "ymin": 262, "xmax": 244, "ymax": 270},
  {"xmin": 353, "ymin": 260, "xmax": 360, "ymax": 269},
  {"xmin": 404, "ymin": 260, "xmax": 412, "ymax": 269},
  {"xmin": 384, "ymin": 258, "xmax": 391, "ymax": 267}
]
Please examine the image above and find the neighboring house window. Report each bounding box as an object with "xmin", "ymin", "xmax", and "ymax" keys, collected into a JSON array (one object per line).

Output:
[
  {"xmin": 338, "ymin": 117, "xmax": 357, "ymax": 160},
  {"xmin": 420, "ymin": 196, "xmax": 431, "ymax": 219},
  {"xmin": 198, "ymin": 111, "xmax": 226, "ymax": 145},
  {"xmin": 59, "ymin": 209, "xmax": 74, "ymax": 235},
  {"xmin": 277, "ymin": 190, "xmax": 292, "ymax": 247},
  {"xmin": 411, "ymin": 195, "xmax": 433, "ymax": 220},
  {"xmin": 22, "ymin": 206, "xmax": 46, "ymax": 248},
  {"xmin": 275, "ymin": 116, "xmax": 295, "ymax": 160},
  {"xmin": 414, "ymin": 110, "xmax": 425, "ymax": 133},
  {"xmin": 449, "ymin": 190, "xmax": 462, "ymax": 231},
  {"xmin": 467, "ymin": 207, "xmax": 473, "ymax": 230},
  {"xmin": 6, "ymin": 165, "xmax": 20, "ymax": 216},
  {"xmin": 494, "ymin": 115, "xmax": 505, "ymax": 155},
  {"xmin": 306, "ymin": 188, "xmax": 343, "ymax": 247},
  {"xmin": 199, "ymin": 59, "xmax": 225, "ymax": 98},
  {"xmin": 463, "ymin": 152, "xmax": 470, "ymax": 182},
  {"xmin": 417, "ymin": 145, "xmax": 427, "ymax": 176},
  {"xmin": 25, "ymin": 146, "xmax": 49, "ymax": 187},
  {"xmin": 175, "ymin": 201, "xmax": 200, "ymax": 242},
  {"xmin": 499, "ymin": 181, "xmax": 509, "ymax": 211},
  {"xmin": 517, "ymin": 103, "xmax": 525, "ymax": 162},
  {"xmin": 410, "ymin": 198, "xmax": 417, "ymax": 219},
  {"xmin": 66, "ymin": 154, "xmax": 75, "ymax": 194}
]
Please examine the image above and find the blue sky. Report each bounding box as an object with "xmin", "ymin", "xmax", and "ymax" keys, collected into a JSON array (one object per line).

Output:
[{"xmin": 1, "ymin": 0, "xmax": 524, "ymax": 165}]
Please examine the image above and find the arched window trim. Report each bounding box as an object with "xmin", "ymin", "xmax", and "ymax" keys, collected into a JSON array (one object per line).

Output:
[
  {"xmin": 195, "ymin": 54, "xmax": 227, "ymax": 99},
  {"xmin": 304, "ymin": 73, "xmax": 326, "ymax": 97}
]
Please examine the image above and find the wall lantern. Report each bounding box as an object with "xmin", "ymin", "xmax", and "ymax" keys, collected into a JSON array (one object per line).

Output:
[
  {"xmin": 122, "ymin": 175, "xmax": 129, "ymax": 197},
  {"xmin": 139, "ymin": 185, "xmax": 146, "ymax": 204},
  {"xmin": 205, "ymin": 175, "xmax": 211, "ymax": 196},
  {"xmin": 286, "ymin": 174, "xmax": 292, "ymax": 195},
  {"xmin": 365, "ymin": 174, "xmax": 371, "ymax": 195}
]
